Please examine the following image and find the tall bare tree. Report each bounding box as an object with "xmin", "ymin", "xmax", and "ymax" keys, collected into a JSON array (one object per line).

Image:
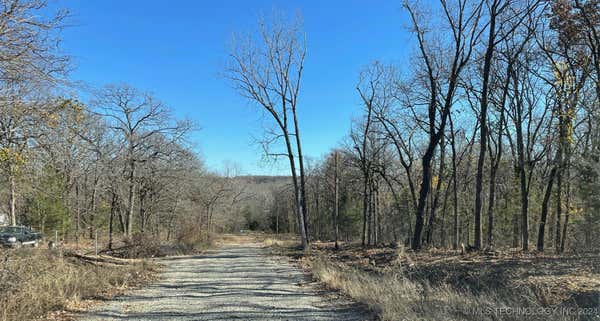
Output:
[
  {"xmin": 226, "ymin": 13, "xmax": 309, "ymax": 249},
  {"xmin": 405, "ymin": 0, "xmax": 484, "ymax": 250},
  {"xmin": 94, "ymin": 84, "xmax": 191, "ymax": 236}
]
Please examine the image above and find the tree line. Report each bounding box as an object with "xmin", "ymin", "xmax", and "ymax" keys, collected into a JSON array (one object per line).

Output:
[
  {"xmin": 1, "ymin": 0, "xmax": 597, "ymax": 253},
  {"xmin": 230, "ymin": 0, "xmax": 600, "ymax": 253},
  {"xmin": 0, "ymin": 0, "xmax": 255, "ymax": 247}
]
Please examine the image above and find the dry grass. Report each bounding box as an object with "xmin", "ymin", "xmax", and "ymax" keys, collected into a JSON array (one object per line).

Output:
[
  {"xmin": 0, "ymin": 248, "xmax": 157, "ymax": 321},
  {"xmin": 304, "ymin": 242, "xmax": 600, "ymax": 304},
  {"xmin": 262, "ymin": 237, "xmax": 298, "ymax": 248},
  {"xmin": 262, "ymin": 240, "xmax": 599, "ymax": 321},
  {"xmin": 103, "ymin": 231, "xmax": 213, "ymax": 258},
  {"xmin": 210, "ymin": 232, "xmax": 299, "ymax": 248},
  {"xmin": 309, "ymin": 257, "xmax": 575, "ymax": 321}
]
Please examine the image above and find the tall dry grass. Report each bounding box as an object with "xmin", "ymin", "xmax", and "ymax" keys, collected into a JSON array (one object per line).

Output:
[
  {"xmin": 262, "ymin": 237, "xmax": 298, "ymax": 248},
  {"xmin": 0, "ymin": 248, "xmax": 155, "ymax": 321},
  {"xmin": 309, "ymin": 257, "xmax": 572, "ymax": 321}
]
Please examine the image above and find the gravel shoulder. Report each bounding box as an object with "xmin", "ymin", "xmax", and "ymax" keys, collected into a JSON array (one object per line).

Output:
[{"xmin": 80, "ymin": 242, "xmax": 372, "ymax": 321}]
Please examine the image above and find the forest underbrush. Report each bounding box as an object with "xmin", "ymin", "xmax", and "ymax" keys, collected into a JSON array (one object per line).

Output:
[
  {"xmin": 271, "ymin": 240, "xmax": 600, "ymax": 321},
  {"xmin": 0, "ymin": 247, "xmax": 157, "ymax": 321}
]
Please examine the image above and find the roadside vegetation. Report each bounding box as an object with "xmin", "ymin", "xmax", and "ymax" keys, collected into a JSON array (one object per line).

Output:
[
  {"xmin": 266, "ymin": 239, "xmax": 599, "ymax": 321},
  {"xmin": 103, "ymin": 230, "xmax": 214, "ymax": 259},
  {"xmin": 0, "ymin": 219, "xmax": 215, "ymax": 321},
  {"xmin": 0, "ymin": 0, "xmax": 598, "ymax": 320},
  {"xmin": 309, "ymin": 257, "xmax": 545, "ymax": 321},
  {"xmin": 0, "ymin": 248, "xmax": 157, "ymax": 321},
  {"xmin": 230, "ymin": 1, "xmax": 600, "ymax": 318},
  {"xmin": 227, "ymin": 0, "xmax": 600, "ymax": 257}
]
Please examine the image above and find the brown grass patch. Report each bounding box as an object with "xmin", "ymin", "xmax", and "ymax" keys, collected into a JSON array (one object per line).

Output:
[
  {"xmin": 270, "ymin": 241, "xmax": 599, "ymax": 321},
  {"xmin": 0, "ymin": 248, "xmax": 157, "ymax": 321},
  {"xmin": 309, "ymin": 257, "xmax": 576, "ymax": 321}
]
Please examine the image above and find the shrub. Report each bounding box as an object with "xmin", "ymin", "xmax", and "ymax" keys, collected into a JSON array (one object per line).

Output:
[{"xmin": 176, "ymin": 224, "xmax": 206, "ymax": 250}]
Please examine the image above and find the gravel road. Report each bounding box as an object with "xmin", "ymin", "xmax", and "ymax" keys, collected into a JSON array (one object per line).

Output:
[{"xmin": 81, "ymin": 243, "xmax": 371, "ymax": 321}]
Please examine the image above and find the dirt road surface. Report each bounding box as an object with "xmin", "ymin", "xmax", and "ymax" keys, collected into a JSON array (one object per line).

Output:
[{"xmin": 81, "ymin": 243, "xmax": 371, "ymax": 321}]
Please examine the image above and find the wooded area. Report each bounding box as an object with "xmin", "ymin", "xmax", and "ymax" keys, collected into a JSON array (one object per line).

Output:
[
  {"xmin": 0, "ymin": 0, "xmax": 258, "ymax": 248},
  {"xmin": 0, "ymin": 1, "xmax": 597, "ymax": 321},
  {"xmin": 228, "ymin": 0, "xmax": 600, "ymax": 254},
  {"xmin": 0, "ymin": 0, "xmax": 598, "ymax": 256}
]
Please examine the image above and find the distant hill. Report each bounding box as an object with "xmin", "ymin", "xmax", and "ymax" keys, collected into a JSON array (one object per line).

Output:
[{"xmin": 235, "ymin": 175, "xmax": 292, "ymax": 185}]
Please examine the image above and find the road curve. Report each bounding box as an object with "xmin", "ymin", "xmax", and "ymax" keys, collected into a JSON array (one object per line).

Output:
[{"xmin": 81, "ymin": 243, "xmax": 371, "ymax": 321}]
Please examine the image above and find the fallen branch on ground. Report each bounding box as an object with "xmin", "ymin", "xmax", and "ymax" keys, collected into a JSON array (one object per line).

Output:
[{"xmin": 64, "ymin": 251, "xmax": 136, "ymax": 266}]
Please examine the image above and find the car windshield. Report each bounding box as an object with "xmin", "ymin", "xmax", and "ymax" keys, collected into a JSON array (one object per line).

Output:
[{"xmin": 0, "ymin": 227, "xmax": 23, "ymax": 234}]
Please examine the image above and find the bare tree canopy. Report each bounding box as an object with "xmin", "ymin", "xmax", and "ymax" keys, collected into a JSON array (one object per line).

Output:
[
  {"xmin": 226, "ymin": 12, "xmax": 310, "ymax": 249},
  {"xmin": 0, "ymin": 0, "xmax": 69, "ymax": 85}
]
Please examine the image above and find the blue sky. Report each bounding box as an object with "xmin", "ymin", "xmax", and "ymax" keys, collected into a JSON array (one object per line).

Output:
[{"xmin": 56, "ymin": 0, "xmax": 412, "ymax": 175}]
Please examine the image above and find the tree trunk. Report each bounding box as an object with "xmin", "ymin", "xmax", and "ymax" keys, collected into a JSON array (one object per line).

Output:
[
  {"xmin": 486, "ymin": 56, "xmax": 510, "ymax": 249},
  {"xmin": 166, "ymin": 206, "xmax": 176, "ymax": 241},
  {"xmin": 515, "ymin": 107, "xmax": 529, "ymax": 251},
  {"xmin": 367, "ymin": 179, "xmax": 373, "ymax": 245},
  {"xmin": 554, "ymin": 170, "xmax": 563, "ymax": 252},
  {"xmin": 440, "ymin": 175, "xmax": 451, "ymax": 248},
  {"xmin": 519, "ymin": 164, "xmax": 529, "ymax": 251},
  {"xmin": 474, "ymin": 2, "xmax": 498, "ymax": 251},
  {"xmin": 413, "ymin": 151, "xmax": 434, "ymax": 250},
  {"xmin": 559, "ymin": 166, "xmax": 571, "ymax": 253},
  {"xmin": 126, "ymin": 158, "xmax": 136, "ymax": 236},
  {"xmin": 88, "ymin": 175, "xmax": 98, "ymax": 239},
  {"xmin": 450, "ymin": 115, "xmax": 459, "ymax": 250},
  {"xmin": 117, "ymin": 201, "xmax": 125, "ymax": 234},
  {"xmin": 108, "ymin": 191, "xmax": 117, "ymax": 250},
  {"xmin": 512, "ymin": 187, "xmax": 520, "ymax": 248},
  {"xmin": 362, "ymin": 172, "xmax": 369, "ymax": 247},
  {"xmin": 538, "ymin": 166, "xmax": 557, "ymax": 252},
  {"xmin": 9, "ymin": 172, "xmax": 16, "ymax": 226},
  {"xmin": 283, "ymin": 132, "xmax": 307, "ymax": 249},
  {"xmin": 333, "ymin": 152, "xmax": 339, "ymax": 250},
  {"xmin": 426, "ymin": 138, "xmax": 445, "ymax": 245},
  {"xmin": 75, "ymin": 184, "xmax": 80, "ymax": 248},
  {"xmin": 208, "ymin": 206, "xmax": 214, "ymax": 237},
  {"xmin": 560, "ymin": 177, "xmax": 570, "ymax": 253},
  {"xmin": 555, "ymin": 167, "xmax": 563, "ymax": 253},
  {"xmin": 313, "ymin": 189, "xmax": 320, "ymax": 239},
  {"xmin": 139, "ymin": 187, "xmax": 146, "ymax": 233},
  {"xmin": 486, "ymin": 165, "xmax": 497, "ymax": 248},
  {"xmin": 292, "ymin": 108, "xmax": 309, "ymax": 243},
  {"xmin": 373, "ymin": 180, "xmax": 379, "ymax": 245},
  {"xmin": 275, "ymin": 208, "xmax": 279, "ymax": 235}
]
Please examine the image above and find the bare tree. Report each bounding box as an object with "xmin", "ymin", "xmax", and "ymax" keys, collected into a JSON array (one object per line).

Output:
[
  {"xmin": 0, "ymin": 0, "xmax": 69, "ymax": 85},
  {"xmin": 0, "ymin": 0, "xmax": 69, "ymax": 226},
  {"xmin": 332, "ymin": 151, "xmax": 340, "ymax": 250},
  {"xmin": 470, "ymin": 0, "xmax": 542, "ymax": 249},
  {"xmin": 535, "ymin": 0, "xmax": 593, "ymax": 252},
  {"xmin": 405, "ymin": 0, "xmax": 484, "ymax": 250},
  {"xmin": 226, "ymin": 13, "xmax": 309, "ymax": 249},
  {"xmin": 94, "ymin": 84, "xmax": 191, "ymax": 236}
]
